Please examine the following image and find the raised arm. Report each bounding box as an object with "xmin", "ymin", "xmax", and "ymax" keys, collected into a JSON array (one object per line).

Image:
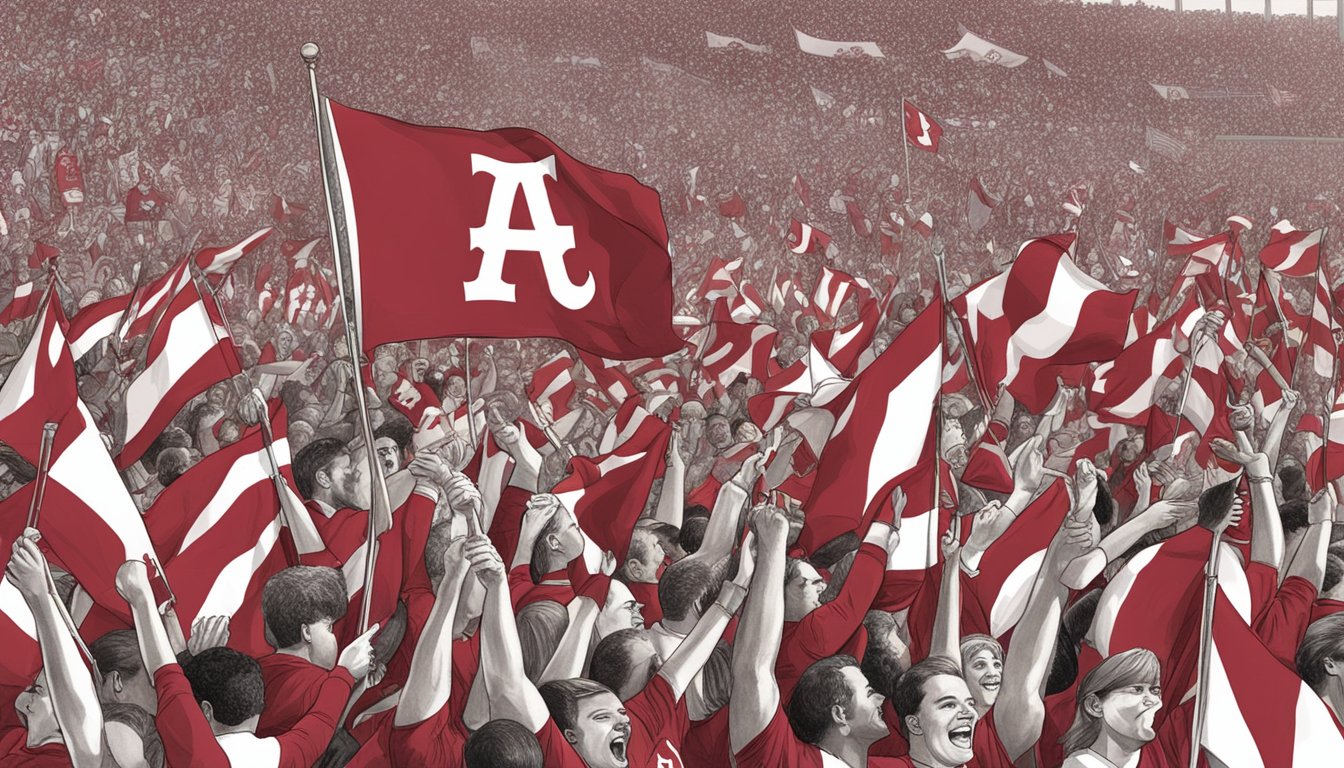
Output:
[
  {"xmin": 791, "ymin": 522, "xmax": 896, "ymax": 658},
  {"xmin": 1281, "ymin": 487, "xmax": 1335, "ymax": 590},
  {"xmin": 652, "ymin": 429, "xmax": 686, "ymax": 529},
  {"xmin": 510, "ymin": 495, "xmax": 557, "ymax": 571},
  {"xmin": 729, "ymin": 505, "xmax": 790, "ymax": 754},
  {"xmin": 472, "ymin": 535, "xmax": 550, "ymax": 731},
  {"xmin": 393, "ymin": 535, "xmax": 470, "ymax": 727},
  {"xmin": 658, "ymin": 532, "xmax": 753, "ymax": 698},
  {"xmin": 998, "ymin": 460, "xmax": 1102, "ymax": 763},
  {"xmin": 692, "ymin": 454, "xmax": 762, "ymax": 564},
  {"xmin": 1060, "ymin": 499, "xmax": 1195, "ymax": 589},
  {"xmin": 929, "ymin": 526, "xmax": 963, "ymax": 665},
  {"xmin": 538, "ymin": 595, "xmax": 599, "ymax": 684},
  {"xmin": 494, "ymin": 420, "xmax": 542, "ymax": 493},
  {"xmin": 7, "ymin": 535, "xmax": 104, "ymax": 768},
  {"xmin": 1211, "ymin": 439, "xmax": 1284, "ymax": 569},
  {"xmin": 1260, "ymin": 389, "xmax": 1299, "ymax": 471}
]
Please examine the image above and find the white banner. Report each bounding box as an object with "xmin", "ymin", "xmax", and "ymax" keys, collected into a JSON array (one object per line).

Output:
[
  {"xmin": 941, "ymin": 30, "xmax": 1028, "ymax": 68},
  {"xmin": 794, "ymin": 28, "xmax": 884, "ymax": 58},
  {"xmin": 706, "ymin": 32, "xmax": 771, "ymax": 54}
]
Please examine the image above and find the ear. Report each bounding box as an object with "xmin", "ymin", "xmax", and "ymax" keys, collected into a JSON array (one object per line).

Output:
[
  {"xmin": 200, "ymin": 700, "xmax": 214, "ymax": 725},
  {"xmin": 301, "ymin": 623, "xmax": 314, "ymax": 645},
  {"xmin": 562, "ymin": 728, "xmax": 579, "ymax": 745},
  {"xmin": 545, "ymin": 533, "xmax": 563, "ymax": 553},
  {"xmin": 830, "ymin": 703, "xmax": 850, "ymax": 733},
  {"xmin": 109, "ymin": 670, "xmax": 124, "ymax": 693},
  {"xmin": 315, "ymin": 468, "xmax": 333, "ymax": 490},
  {"xmin": 1083, "ymin": 693, "xmax": 1105, "ymax": 718},
  {"xmin": 905, "ymin": 714, "xmax": 923, "ymax": 737},
  {"xmin": 1325, "ymin": 657, "xmax": 1341, "ymax": 678}
]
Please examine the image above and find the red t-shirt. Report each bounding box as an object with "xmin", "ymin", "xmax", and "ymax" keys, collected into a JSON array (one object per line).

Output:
[
  {"xmin": 256, "ymin": 653, "xmax": 330, "ymax": 737},
  {"xmin": 627, "ymin": 580, "xmax": 663, "ymax": 626},
  {"xmin": 1254, "ymin": 576, "xmax": 1318, "ymax": 668},
  {"xmin": 154, "ymin": 662, "xmax": 354, "ymax": 768},
  {"xmin": 534, "ymin": 717, "xmax": 591, "ymax": 768},
  {"xmin": 626, "ymin": 674, "xmax": 692, "ymax": 767},
  {"xmin": 487, "ymin": 486, "xmax": 534, "ymax": 567},
  {"xmin": 0, "ymin": 727, "xmax": 70, "ymax": 767},
  {"xmin": 388, "ymin": 702, "xmax": 466, "ymax": 767},
  {"xmin": 509, "ymin": 564, "xmax": 574, "ymax": 609},
  {"xmin": 682, "ymin": 708, "xmax": 732, "ymax": 768},
  {"xmin": 1313, "ymin": 598, "xmax": 1344, "ymax": 624},
  {"xmin": 777, "ymin": 543, "xmax": 886, "ymax": 700},
  {"xmin": 734, "ymin": 705, "xmax": 913, "ymax": 768}
]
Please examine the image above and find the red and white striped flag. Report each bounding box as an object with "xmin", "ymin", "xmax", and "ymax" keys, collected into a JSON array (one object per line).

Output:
[
  {"xmin": 1307, "ymin": 387, "xmax": 1344, "ymax": 485},
  {"xmin": 726, "ymin": 282, "xmax": 766, "ymax": 323},
  {"xmin": 0, "ymin": 295, "xmax": 158, "ymax": 617},
  {"xmin": 118, "ymin": 260, "xmax": 194, "ymax": 343},
  {"xmin": 786, "ymin": 218, "xmax": 830, "ymax": 255},
  {"xmin": 0, "ymin": 280, "xmax": 39, "ymax": 325},
  {"xmin": 912, "ymin": 210, "xmax": 934, "ymax": 239},
  {"xmin": 696, "ymin": 254, "xmax": 742, "ymax": 303},
  {"xmin": 146, "ymin": 401, "xmax": 321, "ymax": 657},
  {"xmin": 578, "ymin": 351, "xmax": 639, "ymax": 407},
  {"xmin": 283, "ymin": 237, "xmax": 336, "ymax": 325},
  {"xmin": 1259, "ymin": 220, "xmax": 1323, "ymax": 278},
  {"xmin": 966, "ymin": 177, "xmax": 999, "ymax": 232},
  {"xmin": 747, "ymin": 345, "xmax": 845, "ymax": 433},
  {"xmin": 1305, "ymin": 269, "xmax": 1339, "ymax": 378},
  {"xmin": 801, "ymin": 299, "xmax": 942, "ymax": 554},
  {"xmin": 811, "ymin": 293, "xmax": 883, "ymax": 376},
  {"xmin": 194, "ymin": 227, "xmax": 274, "ymax": 278},
  {"xmin": 812, "ymin": 265, "xmax": 859, "ymax": 320},
  {"xmin": 1062, "ymin": 182, "xmax": 1088, "ymax": 216},
  {"xmin": 953, "ymin": 234, "xmax": 1136, "ymax": 412},
  {"xmin": 698, "ymin": 319, "xmax": 778, "ymax": 394},
  {"xmin": 971, "ymin": 480, "xmax": 1072, "ymax": 638},
  {"xmin": 529, "ymin": 351, "xmax": 578, "ymax": 422},
  {"xmin": 1090, "ymin": 297, "xmax": 1204, "ymax": 426},
  {"xmin": 66, "ymin": 296, "xmax": 127, "ymax": 362},
  {"xmin": 118, "ymin": 279, "xmax": 241, "ymax": 468},
  {"xmin": 271, "ymin": 193, "xmax": 308, "ymax": 224}
]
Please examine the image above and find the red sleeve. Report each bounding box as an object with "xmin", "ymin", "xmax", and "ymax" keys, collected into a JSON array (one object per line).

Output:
[
  {"xmin": 275, "ymin": 668, "xmax": 356, "ymax": 768},
  {"xmin": 153, "ymin": 665, "xmax": 230, "ymax": 768},
  {"xmin": 873, "ymin": 567, "xmax": 925, "ymax": 613},
  {"xmin": 626, "ymin": 674, "xmax": 690, "ymax": 763},
  {"xmin": 489, "ymin": 486, "xmax": 533, "ymax": 566},
  {"xmin": 399, "ymin": 489, "xmax": 438, "ymax": 597},
  {"xmin": 789, "ymin": 543, "xmax": 886, "ymax": 658},
  {"xmin": 968, "ymin": 711, "xmax": 1015, "ymax": 768},
  {"xmin": 1253, "ymin": 576, "xmax": 1319, "ymax": 667},
  {"xmin": 388, "ymin": 704, "xmax": 465, "ymax": 768},
  {"xmin": 732, "ymin": 705, "xmax": 822, "ymax": 768},
  {"xmin": 534, "ymin": 718, "xmax": 589, "ymax": 768},
  {"xmin": 1247, "ymin": 562, "xmax": 1279, "ymax": 624},
  {"xmin": 988, "ymin": 420, "xmax": 1009, "ymax": 443}
]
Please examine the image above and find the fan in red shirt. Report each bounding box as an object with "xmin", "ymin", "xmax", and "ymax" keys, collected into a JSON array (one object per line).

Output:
[
  {"xmin": 1298, "ymin": 614, "xmax": 1344, "ymax": 733},
  {"xmin": 2, "ymin": 533, "xmax": 106, "ymax": 768}
]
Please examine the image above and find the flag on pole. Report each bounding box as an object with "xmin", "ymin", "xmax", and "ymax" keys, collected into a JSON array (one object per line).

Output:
[
  {"xmin": 194, "ymin": 227, "xmax": 275, "ymax": 278},
  {"xmin": 1146, "ymin": 126, "xmax": 1188, "ymax": 162},
  {"xmin": 794, "ymin": 28, "xmax": 885, "ymax": 58},
  {"xmin": 967, "ymin": 177, "xmax": 999, "ymax": 232},
  {"xmin": 324, "ymin": 99, "xmax": 681, "ymax": 361},
  {"xmin": 903, "ymin": 101, "xmax": 943, "ymax": 154},
  {"xmin": 1259, "ymin": 220, "xmax": 1323, "ymax": 277},
  {"xmin": 0, "ymin": 281, "xmax": 39, "ymax": 326},
  {"xmin": 942, "ymin": 29, "xmax": 1028, "ymax": 68}
]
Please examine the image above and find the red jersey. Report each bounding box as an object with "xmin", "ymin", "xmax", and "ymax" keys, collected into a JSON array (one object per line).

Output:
[
  {"xmin": 682, "ymin": 708, "xmax": 732, "ymax": 768},
  {"xmin": 777, "ymin": 543, "xmax": 886, "ymax": 699},
  {"xmin": 487, "ymin": 486, "xmax": 534, "ymax": 567},
  {"xmin": 388, "ymin": 702, "xmax": 466, "ymax": 767},
  {"xmin": 256, "ymin": 653, "xmax": 330, "ymax": 737},
  {"xmin": 535, "ymin": 717, "xmax": 590, "ymax": 768},
  {"xmin": 0, "ymin": 727, "xmax": 70, "ymax": 767},
  {"xmin": 626, "ymin": 674, "xmax": 692, "ymax": 767},
  {"xmin": 508, "ymin": 564, "xmax": 574, "ymax": 609},
  {"xmin": 734, "ymin": 705, "xmax": 913, "ymax": 768},
  {"xmin": 153, "ymin": 662, "xmax": 355, "ymax": 768},
  {"xmin": 1254, "ymin": 576, "xmax": 1318, "ymax": 668},
  {"xmin": 1312, "ymin": 598, "xmax": 1344, "ymax": 624}
]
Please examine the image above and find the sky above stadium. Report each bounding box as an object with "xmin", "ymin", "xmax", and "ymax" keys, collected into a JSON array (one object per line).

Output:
[{"xmin": 1082, "ymin": 0, "xmax": 1338, "ymax": 14}]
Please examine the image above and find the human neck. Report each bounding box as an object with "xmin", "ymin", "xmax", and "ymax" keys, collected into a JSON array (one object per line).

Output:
[
  {"xmin": 212, "ymin": 715, "xmax": 260, "ymax": 737},
  {"xmin": 661, "ymin": 614, "xmax": 696, "ymax": 635},
  {"xmin": 816, "ymin": 731, "xmax": 874, "ymax": 768},
  {"xmin": 906, "ymin": 738, "xmax": 961, "ymax": 768},
  {"xmin": 276, "ymin": 644, "xmax": 318, "ymax": 665},
  {"xmin": 24, "ymin": 718, "xmax": 61, "ymax": 749},
  {"xmin": 1087, "ymin": 727, "xmax": 1144, "ymax": 767}
]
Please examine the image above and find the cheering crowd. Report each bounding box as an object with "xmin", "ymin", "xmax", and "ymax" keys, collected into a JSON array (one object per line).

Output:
[{"xmin": 3, "ymin": 1, "xmax": 1344, "ymax": 767}]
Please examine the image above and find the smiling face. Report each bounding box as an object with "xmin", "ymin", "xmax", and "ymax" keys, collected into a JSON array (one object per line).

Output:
[
  {"xmin": 567, "ymin": 690, "xmax": 632, "ymax": 768},
  {"xmin": 964, "ymin": 648, "xmax": 1003, "ymax": 709},
  {"xmin": 839, "ymin": 666, "xmax": 890, "ymax": 742},
  {"xmin": 1093, "ymin": 681, "xmax": 1162, "ymax": 747},
  {"xmin": 908, "ymin": 674, "xmax": 978, "ymax": 766}
]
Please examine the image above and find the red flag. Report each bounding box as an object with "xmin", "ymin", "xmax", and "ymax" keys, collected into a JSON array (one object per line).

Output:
[
  {"xmin": 28, "ymin": 241, "xmax": 59, "ymax": 270},
  {"xmin": 812, "ymin": 265, "xmax": 860, "ymax": 320},
  {"xmin": 325, "ymin": 99, "xmax": 680, "ymax": 360},
  {"xmin": 801, "ymin": 299, "xmax": 942, "ymax": 552},
  {"xmin": 812, "ymin": 293, "xmax": 882, "ymax": 376},
  {"xmin": 953, "ymin": 234, "xmax": 1136, "ymax": 412},
  {"xmin": 1089, "ymin": 297, "xmax": 1202, "ymax": 426},
  {"xmin": 66, "ymin": 296, "xmax": 126, "ymax": 361},
  {"xmin": 529, "ymin": 351, "xmax": 578, "ymax": 421},
  {"xmin": 970, "ymin": 480, "xmax": 1072, "ymax": 638},
  {"xmin": 271, "ymin": 193, "xmax": 309, "ymax": 224},
  {"xmin": 786, "ymin": 218, "xmax": 831, "ymax": 255},
  {"xmin": 717, "ymin": 191, "xmax": 747, "ymax": 219},
  {"xmin": 0, "ymin": 295, "xmax": 158, "ymax": 618},
  {"xmin": 1259, "ymin": 220, "xmax": 1323, "ymax": 278},
  {"xmin": 903, "ymin": 100, "xmax": 943, "ymax": 153},
  {"xmin": 553, "ymin": 415, "xmax": 671, "ymax": 563},
  {"xmin": 792, "ymin": 173, "xmax": 812, "ymax": 209},
  {"xmin": 697, "ymin": 318, "xmax": 777, "ymax": 394},
  {"xmin": 696, "ymin": 254, "xmax": 742, "ymax": 303}
]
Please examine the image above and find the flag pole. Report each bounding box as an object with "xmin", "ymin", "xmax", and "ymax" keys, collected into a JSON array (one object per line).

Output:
[
  {"xmin": 464, "ymin": 339, "xmax": 478, "ymax": 452},
  {"xmin": 24, "ymin": 423, "xmax": 57, "ymax": 530},
  {"xmin": 300, "ymin": 42, "xmax": 393, "ymax": 634},
  {"xmin": 901, "ymin": 97, "xmax": 913, "ymax": 204},
  {"xmin": 932, "ymin": 244, "xmax": 1002, "ymax": 449},
  {"xmin": 1261, "ymin": 270, "xmax": 1298, "ymax": 393},
  {"xmin": 1187, "ymin": 522, "xmax": 1223, "ymax": 768}
]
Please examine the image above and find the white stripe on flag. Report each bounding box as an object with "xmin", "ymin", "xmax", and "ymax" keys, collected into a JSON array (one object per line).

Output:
[{"xmin": 123, "ymin": 300, "xmax": 220, "ymax": 445}]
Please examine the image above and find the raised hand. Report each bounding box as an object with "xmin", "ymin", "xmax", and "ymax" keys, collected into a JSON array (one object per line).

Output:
[
  {"xmin": 465, "ymin": 535, "xmax": 506, "ymax": 589},
  {"xmin": 408, "ymin": 452, "xmax": 453, "ymax": 488},
  {"xmin": 5, "ymin": 533, "xmax": 48, "ymax": 602},
  {"xmin": 965, "ymin": 500, "xmax": 1014, "ymax": 553},
  {"xmin": 337, "ymin": 623, "xmax": 381, "ymax": 679},
  {"xmin": 1013, "ymin": 435, "xmax": 1047, "ymax": 493},
  {"xmin": 188, "ymin": 616, "xmax": 231, "ymax": 656}
]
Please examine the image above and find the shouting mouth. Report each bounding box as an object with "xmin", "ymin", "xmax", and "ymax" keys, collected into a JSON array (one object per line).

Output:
[
  {"xmin": 949, "ymin": 724, "xmax": 973, "ymax": 749},
  {"xmin": 609, "ymin": 734, "xmax": 628, "ymax": 764}
]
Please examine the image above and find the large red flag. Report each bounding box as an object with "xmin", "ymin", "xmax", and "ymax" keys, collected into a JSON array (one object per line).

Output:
[{"xmin": 325, "ymin": 99, "xmax": 680, "ymax": 360}]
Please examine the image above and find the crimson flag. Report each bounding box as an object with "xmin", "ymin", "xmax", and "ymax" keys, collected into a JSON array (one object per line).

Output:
[
  {"xmin": 903, "ymin": 100, "xmax": 943, "ymax": 153},
  {"xmin": 325, "ymin": 99, "xmax": 680, "ymax": 360},
  {"xmin": 28, "ymin": 241, "xmax": 59, "ymax": 270}
]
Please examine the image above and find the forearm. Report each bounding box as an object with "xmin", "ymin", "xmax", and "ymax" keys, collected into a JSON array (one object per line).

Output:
[
  {"xmin": 29, "ymin": 595, "xmax": 103, "ymax": 767},
  {"xmin": 929, "ymin": 556, "xmax": 961, "ymax": 666},
  {"xmin": 1247, "ymin": 470, "xmax": 1285, "ymax": 568},
  {"xmin": 1261, "ymin": 408, "xmax": 1292, "ymax": 470},
  {"xmin": 729, "ymin": 535, "xmax": 785, "ymax": 754},
  {"xmin": 506, "ymin": 439, "xmax": 543, "ymax": 493},
  {"xmin": 694, "ymin": 480, "xmax": 749, "ymax": 563},
  {"xmin": 1285, "ymin": 520, "xmax": 1332, "ymax": 589},
  {"xmin": 653, "ymin": 461, "xmax": 686, "ymax": 528},
  {"xmin": 127, "ymin": 589, "xmax": 177, "ymax": 676},
  {"xmin": 1062, "ymin": 513, "xmax": 1163, "ymax": 589},
  {"xmin": 998, "ymin": 563, "xmax": 1067, "ymax": 762},
  {"xmin": 660, "ymin": 585, "xmax": 741, "ymax": 698},
  {"xmin": 539, "ymin": 597, "xmax": 598, "ymax": 684},
  {"xmin": 394, "ymin": 577, "xmax": 465, "ymax": 727},
  {"xmin": 798, "ymin": 544, "xmax": 886, "ymax": 654},
  {"xmin": 510, "ymin": 529, "xmax": 542, "ymax": 571},
  {"xmin": 479, "ymin": 584, "xmax": 547, "ymax": 730}
]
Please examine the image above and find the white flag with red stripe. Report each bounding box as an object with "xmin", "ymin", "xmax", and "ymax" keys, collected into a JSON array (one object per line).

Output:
[
  {"xmin": 1305, "ymin": 269, "xmax": 1339, "ymax": 378},
  {"xmin": 194, "ymin": 227, "xmax": 274, "ymax": 278},
  {"xmin": 1090, "ymin": 297, "xmax": 1204, "ymax": 425},
  {"xmin": 786, "ymin": 218, "xmax": 831, "ymax": 255},
  {"xmin": 698, "ymin": 319, "xmax": 778, "ymax": 394},
  {"xmin": 1259, "ymin": 220, "xmax": 1323, "ymax": 278},
  {"xmin": 811, "ymin": 293, "xmax": 883, "ymax": 376},
  {"xmin": 0, "ymin": 295, "xmax": 158, "ymax": 617},
  {"xmin": 812, "ymin": 265, "xmax": 859, "ymax": 320},
  {"xmin": 118, "ymin": 278, "xmax": 241, "ymax": 469},
  {"xmin": 0, "ymin": 280, "xmax": 39, "ymax": 325},
  {"xmin": 696, "ymin": 254, "xmax": 742, "ymax": 303},
  {"xmin": 529, "ymin": 351, "xmax": 578, "ymax": 422}
]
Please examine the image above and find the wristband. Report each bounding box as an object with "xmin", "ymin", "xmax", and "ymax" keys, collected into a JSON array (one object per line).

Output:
[
  {"xmin": 1247, "ymin": 475, "xmax": 1273, "ymax": 484},
  {"xmin": 716, "ymin": 582, "xmax": 747, "ymax": 614}
]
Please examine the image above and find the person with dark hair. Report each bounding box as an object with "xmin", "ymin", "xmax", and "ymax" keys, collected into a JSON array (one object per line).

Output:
[
  {"xmin": 1316, "ymin": 552, "xmax": 1344, "ymax": 623},
  {"xmin": 517, "ymin": 600, "xmax": 570, "ymax": 683},
  {"xmin": 508, "ymin": 493, "xmax": 580, "ymax": 609},
  {"xmin": 729, "ymin": 506, "xmax": 908, "ymax": 767},
  {"xmin": 1297, "ymin": 613, "xmax": 1344, "ymax": 724},
  {"xmin": 115, "ymin": 557, "xmax": 379, "ymax": 767},
  {"xmin": 464, "ymin": 718, "xmax": 544, "ymax": 768},
  {"xmin": 678, "ymin": 514, "xmax": 709, "ymax": 556},
  {"xmin": 617, "ymin": 523, "xmax": 666, "ymax": 624},
  {"xmin": 255, "ymin": 565, "xmax": 350, "ymax": 736},
  {"xmin": 373, "ymin": 421, "xmax": 411, "ymax": 477},
  {"xmin": 2, "ymin": 532, "xmax": 107, "ymax": 767},
  {"xmin": 91, "ymin": 629, "xmax": 158, "ymax": 714}
]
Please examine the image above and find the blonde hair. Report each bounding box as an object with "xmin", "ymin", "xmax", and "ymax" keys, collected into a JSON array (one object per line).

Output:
[{"xmin": 1060, "ymin": 648, "xmax": 1161, "ymax": 755}]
